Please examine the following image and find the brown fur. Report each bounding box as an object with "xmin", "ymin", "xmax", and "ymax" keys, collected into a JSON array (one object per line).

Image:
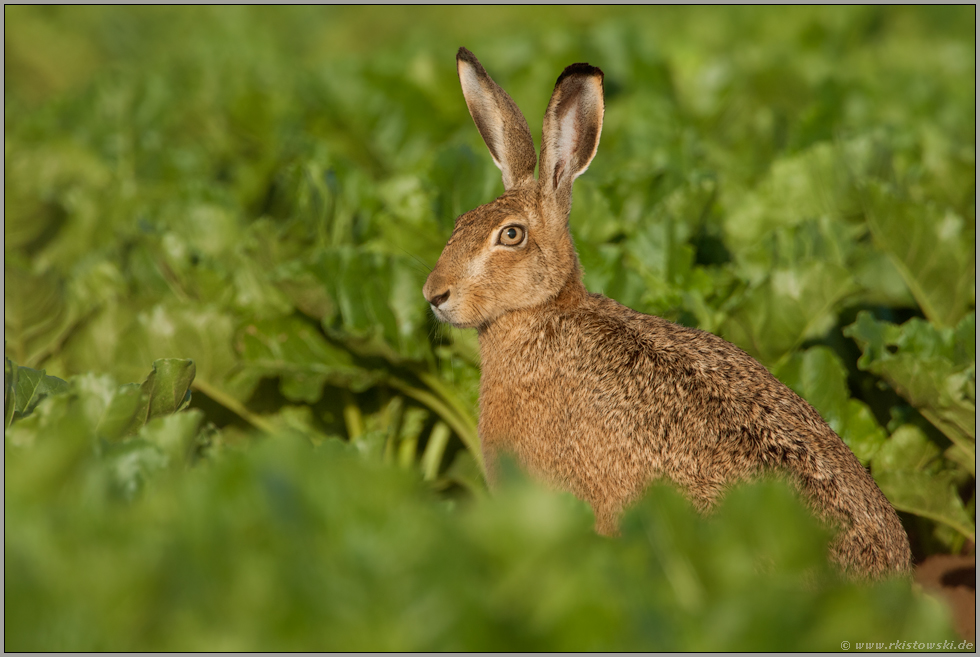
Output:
[{"xmin": 423, "ymin": 48, "xmax": 911, "ymax": 578}]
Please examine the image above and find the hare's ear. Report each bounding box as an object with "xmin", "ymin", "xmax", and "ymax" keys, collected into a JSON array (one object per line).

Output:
[
  {"xmin": 539, "ymin": 63, "xmax": 604, "ymax": 215},
  {"xmin": 457, "ymin": 48, "xmax": 537, "ymax": 191}
]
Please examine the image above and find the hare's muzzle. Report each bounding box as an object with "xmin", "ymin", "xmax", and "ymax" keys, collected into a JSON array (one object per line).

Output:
[
  {"xmin": 427, "ymin": 289, "xmax": 450, "ymax": 308},
  {"xmin": 422, "ymin": 269, "xmax": 455, "ymax": 323}
]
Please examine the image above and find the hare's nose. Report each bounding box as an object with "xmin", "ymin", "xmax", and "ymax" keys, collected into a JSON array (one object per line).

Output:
[{"xmin": 427, "ymin": 289, "xmax": 451, "ymax": 308}]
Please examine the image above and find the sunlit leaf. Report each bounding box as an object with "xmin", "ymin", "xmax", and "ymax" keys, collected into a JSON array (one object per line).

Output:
[
  {"xmin": 862, "ymin": 181, "xmax": 976, "ymax": 329},
  {"xmin": 132, "ymin": 358, "xmax": 197, "ymax": 427},
  {"xmin": 239, "ymin": 315, "xmax": 381, "ymax": 402},
  {"xmin": 845, "ymin": 311, "xmax": 975, "ymax": 468},
  {"xmin": 872, "ymin": 425, "xmax": 975, "ymax": 542}
]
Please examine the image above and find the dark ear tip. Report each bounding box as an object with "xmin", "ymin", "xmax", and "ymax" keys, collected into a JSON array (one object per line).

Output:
[
  {"xmin": 457, "ymin": 47, "xmax": 478, "ymax": 64},
  {"xmin": 555, "ymin": 63, "xmax": 604, "ymax": 87}
]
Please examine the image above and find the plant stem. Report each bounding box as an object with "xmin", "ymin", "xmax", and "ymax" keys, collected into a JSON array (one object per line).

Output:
[
  {"xmin": 389, "ymin": 376, "xmax": 483, "ymax": 474},
  {"xmin": 421, "ymin": 421, "xmax": 451, "ymax": 481},
  {"xmin": 191, "ymin": 378, "xmax": 277, "ymax": 435},
  {"xmin": 342, "ymin": 390, "xmax": 365, "ymax": 442}
]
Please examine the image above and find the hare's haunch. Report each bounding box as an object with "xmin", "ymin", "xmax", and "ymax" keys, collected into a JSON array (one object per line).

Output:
[{"xmin": 423, "ymin": 47, "xmax": 911, "ymax": 578}]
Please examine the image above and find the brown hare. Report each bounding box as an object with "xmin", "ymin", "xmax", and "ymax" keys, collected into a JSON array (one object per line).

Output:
[{"xmin": 423, "ymin": 47, "xmax": 911, "ymax": 578}]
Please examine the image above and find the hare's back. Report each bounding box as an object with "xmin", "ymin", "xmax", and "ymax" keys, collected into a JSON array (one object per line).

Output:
[{"xmin": 569, "ymin": 295, "xmax": 844, "ymax": 469}]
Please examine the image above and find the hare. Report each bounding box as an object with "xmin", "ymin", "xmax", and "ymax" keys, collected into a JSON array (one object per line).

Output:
[{"xmin": 423, "ymin": 48, "xmax": 911, "ymax": 578}]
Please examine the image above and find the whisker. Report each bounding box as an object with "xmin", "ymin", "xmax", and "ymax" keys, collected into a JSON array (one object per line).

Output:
[{"xmin": 397, "ymin": 246, "xmax": 434, "ymax": 274}]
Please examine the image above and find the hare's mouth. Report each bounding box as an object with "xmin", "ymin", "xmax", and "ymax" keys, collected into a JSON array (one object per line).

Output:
[
  {"xmin": 430, "ymin": 303, "xmax": 480, "ymax": 330},
  {"xmin": 430, "ymin": 304, "xmax": 461, "ymax": 327},
  {"xmin": 430, "ymin": 304, "xmax": 450, "ymax": 323}
]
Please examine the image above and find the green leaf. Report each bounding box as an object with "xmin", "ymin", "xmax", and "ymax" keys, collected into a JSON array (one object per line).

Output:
[
  {"xmin": 442, "ymin": 449, "xmax": 487, "ymax": 498},
  {"xmin": 3, "ymin": 264, "xmax": 72, "ymax": 367},
  {"xmin": 862, "ymin": 181, "xmax": 975, "ymax": 329},
  {"xmin": 4, "ymin": 356, "xmax": 15, "ymax": 429},
  {"xmin": 94, "ymin": 383, "xmax": 142, "ymax": 442},
  {"xmin": 131, "ymin": 359, "xmax": 197, "ymax": 428},
  {"xmin": 872, "ymin": 425, "xmax": 975, "ymax": 542},
  {"xmin": 103, "ymin": 439, "xmax": 171, "ymax": 502},
  {"xmin": 263, "ymin": 404, "xmax": 335, "ymax": 445},
  {"xmin": 721, "ymin": 260, "xmax": 856, "ymax": 365},
  {"xmin": 239, "ymin": 315, "xmax": 380, "ymax": 403},
  {"xmin": 4, "ymin": 359, "xmax": 70, "ymax": 426},
  {"xmin": 309, "ymin": 247, "xmax": 430, "ymax": 363},
  {"xmin": 113, "ymin": 305, "xmax": 246, "ymax": 401},
  {"xmin": 722, "ymin": 143, "xmax": 860, "ymax": 253},
  {"xmin": 269, "ymin": 260, "xmax": 336, "ymax": 323},
  {"xmin": 844, "ymin": 311, "xmax": 975, "ymax": 471},
  {"xmin": 137, "ymin": 409, "xmax": 204, "ymax": 466}
]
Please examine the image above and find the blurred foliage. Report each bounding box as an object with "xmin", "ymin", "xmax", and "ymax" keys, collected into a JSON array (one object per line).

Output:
[
  {"xmin": 3, "ymin": 362, "xmax": 956, "ymax": 650},
  {"xmin": 3, "ymin": 5, "xmax": 976, "ymax": 649}
]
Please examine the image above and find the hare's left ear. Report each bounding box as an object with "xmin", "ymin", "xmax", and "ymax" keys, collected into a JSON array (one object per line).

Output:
[
  {"xmin": 539, "ymin": 64, "xmax": 604, "ymax": 215},
  {"xmin": 457, "ymin": 47, "xmax": 538, "ymax": 191}
]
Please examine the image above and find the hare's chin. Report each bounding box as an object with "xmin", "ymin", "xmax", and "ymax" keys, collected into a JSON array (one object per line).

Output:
[
  {"xmin": 430, "ymin": 305, "xmax": 456, "ymax": 325},
  {"xmin": 430, "ymin": 305, "xmax": 477, "ymax": 329}
]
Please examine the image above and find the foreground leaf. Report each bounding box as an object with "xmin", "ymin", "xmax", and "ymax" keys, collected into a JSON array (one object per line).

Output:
[
  {"xmin": 4, "ymin": 358, "xmax": 70, "ymax": 428},
  {"xmin": 131, "ymin": 359, "xmax": 197, "ymax": 429}
]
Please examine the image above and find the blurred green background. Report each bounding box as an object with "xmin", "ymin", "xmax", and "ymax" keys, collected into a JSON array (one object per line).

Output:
[{"xmin": 4, "ymin": 5, "xmax": 975, "ymax": 650}]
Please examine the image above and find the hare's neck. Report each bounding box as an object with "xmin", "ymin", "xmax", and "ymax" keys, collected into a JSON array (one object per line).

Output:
[{"xmin": 477, "ymin": 275, "xmax": 588, "ymax": 356}]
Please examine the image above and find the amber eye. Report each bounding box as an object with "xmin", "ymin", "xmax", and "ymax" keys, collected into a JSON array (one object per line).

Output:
[{"xmin": 498, "ymin": 225, "xmax": 525, "ymax": 246}]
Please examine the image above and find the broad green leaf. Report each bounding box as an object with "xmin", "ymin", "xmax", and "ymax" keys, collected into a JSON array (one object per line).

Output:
[
  {"xmin": 239, "ymin": 315, "xmax": 380, "ymax": 402},
  {"xmin": 137, "ymin": 408, "xmax": 204, "ymax": 466},
  {"xmin": 103, "ymin": 439, "xmax": 171, "ymax": 502},
  {"xmin": 132, "ymin": 359, "xmax": 197, "ymax": 427},
  {"xmin": 578, "ymin": 241, "xmax": 649, "ymax": 313},
  {"xmin": 269, "ymin": 260, "xmax": 336, "ymax": 322},
  {"xmin": 722, "ymin": 143, "xmax": 860, "ymax": 253},
  {"xmin": 3, "ymin": 389, "xmax": 95, "ymax": 494},
  {"xmin": 4, "ymin": 264, "xmax": 71, "ymax": 367},
  {"xmin": 443, "ymin": 449, "xmax": 487, "ymax": 498},
  {"xmin": 113, "ymin": 304, "xmax": 247, "ymax": 401},
  {"xmin": 429, "ymin": 143, "xmax": 502, "ymax": 232},
  {"xmin": 845, "ymin": 311, "xmax": 975, "ymax": 470},
  {"xmin": 721, "ymin": 260, "xmax": 856, "ymax": 365},
  {"xmin": 67, "ymin": 372, "xmax": 127, "ymax": 432},
  {"xmin": 308, "ymin": 247, "xmax": 430, "ymax": 363},
  {"xmin": 263, "ymin": 404, "xmax": 335, "ymax": 445},
  {"xmin": 4, "ymin": 359, "xmax": 70, "ymax": 426},
  {"xmin": 872, "ymin": 425, "xmax": 975, "ymax": 542},
  {"xmin": 3, "ymin": 356, "xmax": 14, "ymax": 428},
  {"xmin": 94, "ymin": 383, "xmax": 142, "ymax": 442},
  {"xmin": 862, "ymin": 181, "xmax": 975, "ymax": 329}
]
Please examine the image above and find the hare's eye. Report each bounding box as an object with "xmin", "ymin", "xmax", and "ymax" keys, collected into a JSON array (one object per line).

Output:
[{"xmin": 498, "ymin": 225, "xmax": 525, "ymax": 247}]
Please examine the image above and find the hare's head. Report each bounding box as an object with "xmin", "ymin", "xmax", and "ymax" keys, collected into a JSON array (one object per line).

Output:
[{"xmin": 423, "ymin": 48, "xmax": 604, "ymax": 329}]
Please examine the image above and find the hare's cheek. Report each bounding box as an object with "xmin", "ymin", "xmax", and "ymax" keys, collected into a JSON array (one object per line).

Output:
[{"xmin": 463, "ymin": 249, "xmax": 493, "ymax": 281}]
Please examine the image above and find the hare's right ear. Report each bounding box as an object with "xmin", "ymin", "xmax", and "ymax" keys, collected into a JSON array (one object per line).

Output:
[
  {"xmin": 539, "ymin": 63, "xmax": 604, "ymax": 217},
  {"xmin": 457, "ymin": 48, "xmax": 537, "ymax": 191}
]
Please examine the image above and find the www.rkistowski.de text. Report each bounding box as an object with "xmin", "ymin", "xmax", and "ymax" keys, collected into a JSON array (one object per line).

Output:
[{"xmin": 842, "ymin": 640, "xmax": 973, "ymax": 650}]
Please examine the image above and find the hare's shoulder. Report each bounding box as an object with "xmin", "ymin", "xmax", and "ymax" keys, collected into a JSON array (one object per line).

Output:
[
  {"xmin": 576, "ymin": 294, "xmax": 765, "ymax": 375},
  {"xmin": 571, "ymin": 295, "xmax": 825, "ymax": 416}
]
